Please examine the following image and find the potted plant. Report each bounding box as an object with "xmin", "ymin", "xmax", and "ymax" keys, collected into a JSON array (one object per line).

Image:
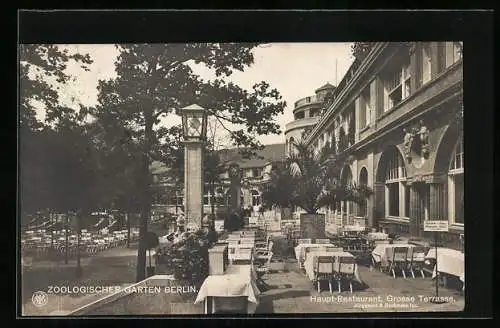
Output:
[
  {"xmin": 145, "ymin": 231, "xmax": 159, "ymax": 277},
  {"xmin": 262, "ymin": 140, "xmax": 371, "ymax": 240}
]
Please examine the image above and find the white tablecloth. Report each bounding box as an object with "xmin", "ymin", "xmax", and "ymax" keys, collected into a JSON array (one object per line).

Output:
[
  {"xmin": 366, "ymin": 232, "xmax": 389, "ymax": 241},
  {"xmin": 371, "ymin": 244, "xmax": 415, "ymax": 266},
  {"xmin": 195, "ymin": 265, "xmax": 260, "ymax": 314},
  {"xmin": 303, "ymin": 251, "xmax": 361, "ymax": 282},
  {"xmin": 228, "ymin": 245, "xmax": 254, "ymax": 262},
  {"xmin": 425, "ymin": 247, "xmax": 464, "ymax": 282},
  {"xmin": 294, "ymin": 243, "xmax": 342, "ymax": 262},
  {"xmin": 341, "ymin": 225, "xmax": 365, "ymax": 232},
  {"xmin": 239, "ymin": 237, "xmax": 255, "ymax": 245}
]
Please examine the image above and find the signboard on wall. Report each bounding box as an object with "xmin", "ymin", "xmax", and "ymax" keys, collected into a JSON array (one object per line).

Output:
[
  {"xmin": 214, "ymin": 220, "xmax": 225, "ymax": 232},
  {"xmin": 424, "ymin": 220, "xmax": 449, "ymax": 232}
]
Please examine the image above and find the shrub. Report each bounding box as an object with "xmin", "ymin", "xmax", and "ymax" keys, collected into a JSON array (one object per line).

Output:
[{"xmin": 156, "ymin": 231, "xmax": 212, "ymax": 285}]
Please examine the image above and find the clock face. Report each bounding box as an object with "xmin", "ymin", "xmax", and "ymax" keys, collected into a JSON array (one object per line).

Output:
[{"xmin": 188, "ymin": 115, "xmax": 201, "ymax": 136}]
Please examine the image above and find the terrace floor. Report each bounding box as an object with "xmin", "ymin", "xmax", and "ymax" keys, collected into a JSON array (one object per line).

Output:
[
  {"xmin": 21, "ymin": 234, "xmax": 464, "ymax": 315},
  {"xmin": 21, "ymin": 246, "xmax": 138, "ymax": 316},
  {"xmin": 256, "ymin": 259, "xmax": 464, "ymax": 313}
]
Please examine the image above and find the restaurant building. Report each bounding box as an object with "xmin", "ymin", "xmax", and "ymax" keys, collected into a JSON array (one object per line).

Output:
[
  {"xmin": 285, "ymin": 83, "xmax": 336, "ymax": 156},
  {"xmin": 302, "ymin": 42, "xmax": 463, "ymax": 248}
]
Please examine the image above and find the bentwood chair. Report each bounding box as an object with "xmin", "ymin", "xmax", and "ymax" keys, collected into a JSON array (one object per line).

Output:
[
  {"xmin": 314, "ymin": 256, "xmax": 335, "ymax": 293},
  {"xmin": 407, "ymin": 246, "xmax": 428, "ymax": 279},
  {"xmin": 335, "ymin": 256, "xmax": 357, "ymax": 293},
  {"xmin": 389, "ymin": 246, "xmax": 409, "ymax": 278},
  {"xmin": 255, "ymin": 251, "xmax": 273, "ymax": 291}
]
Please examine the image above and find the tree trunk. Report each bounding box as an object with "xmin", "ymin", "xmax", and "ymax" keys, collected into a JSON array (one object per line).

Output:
[
  {"xmin": 210, "ymin": 182, "xmax": 215, "ymax": 215},
  {"xmin": 126, "ymin": 213, "xmax": 131, "ymax": 248},
  {"xmin": 136, "ymin": 111, "xmax": 153, "ymax": 282},
  {"xmin": 50, "ymin": 212, "xmax": 54, "ymax": 248},
  {"xmin": 65, "ymin": 213, "xmax": 69, "ymax": 264},
  {"xmin": 148, "ymin": 248, "xmax": 151, "ymax": 268},
  {"xmin": 76, "ymin": 211, "xmax": 82, "ymax": 277}
]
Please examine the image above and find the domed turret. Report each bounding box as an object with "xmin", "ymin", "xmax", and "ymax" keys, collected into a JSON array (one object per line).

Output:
[
  {"xmin": 315, "ymin": 82, "xmax": 335, "ymax": 94},
  {"xmin": 315, "ymin": 82, "xmax": 336, "ymax": 101}
]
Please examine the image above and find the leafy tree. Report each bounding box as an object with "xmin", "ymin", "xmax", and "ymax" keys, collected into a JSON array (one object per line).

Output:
[
  {"xmin": 19, "ymin": 44, "xmax": 95, "ymax": 221},
  {"xmin": 262, "ymin": 140, "xmax": 371, "ymax": 215},
  {"xmin": 92, "ymin": 43, "xmax": 286, "ymax": 281},
  {"xmin": 19, "ymin": 44, "xmax": 93, "ymax": 131}
]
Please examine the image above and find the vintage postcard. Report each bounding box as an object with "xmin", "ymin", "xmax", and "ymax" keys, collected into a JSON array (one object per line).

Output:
[{"xmin": 19, "ymin": 32, "xmax": 466, "ymax": 315}]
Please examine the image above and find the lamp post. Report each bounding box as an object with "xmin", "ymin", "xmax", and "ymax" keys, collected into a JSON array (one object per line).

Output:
[{"xmin": 179, "ymin": 104, "xmax": 208, "ymax": 230}]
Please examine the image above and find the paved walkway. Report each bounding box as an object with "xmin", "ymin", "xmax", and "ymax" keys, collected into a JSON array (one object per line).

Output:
[
  {"xmin": 256, "ymin": 259, "xmax": 464, "ymax": 313},
  {"xmin": 21, "ymin": 246, "xmax": 138, "ymax": 316},
  {"xmin": 21, "ymin": 239, "xmax": 464, "ymax": 315}
]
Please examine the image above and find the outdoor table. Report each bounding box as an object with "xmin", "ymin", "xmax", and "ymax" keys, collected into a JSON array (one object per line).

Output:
[
  {"xmin": 425, "ymin": 247, "xmax": 464, "ymax": 286},
  {"xmin": 371, "ymin": 244, "xmax": 415, "ymax": 267},
  {"xmin": 228, "ymin": 245, "xmax": 254, "ymax": 263},
  {"xmin": 303, "ymin": 250, "xmax": 362, "ymax": 282},
  {"xmin": 294, "ymin": 243, "xmax": 340, "ymax": 263},
  {"xmin": 239, "ymin": 237, "xmax": 255, "ymax": 244},
  {"xmin": 194, "ymin": 264, "xmax": 260, "ymax": 314}
]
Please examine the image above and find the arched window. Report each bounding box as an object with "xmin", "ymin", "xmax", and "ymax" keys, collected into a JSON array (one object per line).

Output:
[
  {"xmin": 384, "ymin": 147, "xmax": 408, "ymax": 217},
  {"xmin": 359, "ymin": 167, "xmax": 368, "ymax": 217},
  {"xmin": 251, "ymin": 190, "xmax": 261, "ymax": 206},
  {"xmin": 448, "ymin": 137, "xmax": 464, "ymax": 225},
  {"xmin": 340, "ymin": 166, "xmax": 354, "ymax": 222}
]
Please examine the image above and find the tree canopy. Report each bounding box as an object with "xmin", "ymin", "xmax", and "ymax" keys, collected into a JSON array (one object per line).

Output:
[
  {"xmin": 89, "ymin": 43, "xmax": 287, "ymax": 281},
  {"xmin": 262, "ymin": 140, "xmax": 371, "ymax": 214}
]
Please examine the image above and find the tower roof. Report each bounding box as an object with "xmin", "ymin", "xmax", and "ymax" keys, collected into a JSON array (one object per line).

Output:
[{"xmin": 315, "ymin": 82, "xmax": 335, "ymax": 93}]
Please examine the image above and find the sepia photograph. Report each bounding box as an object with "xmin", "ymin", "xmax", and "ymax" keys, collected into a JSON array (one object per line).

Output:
[{"xmin": 18, "ymin": 39, "xmax": 467, "ymax": 316}]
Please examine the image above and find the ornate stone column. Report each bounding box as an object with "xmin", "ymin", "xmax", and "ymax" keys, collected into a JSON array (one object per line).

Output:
[
  {"xmin": 409, "ymin": 42, "xmax": 420, "ymax": 93},
  {"xmin": 409, "ymin": 183, "xmax": 420, "ymax": 237},
  {"xmin": 372, "ymin": 182, "xmax": 385, "ymax": 230},
  {"xmin": 184, "ymin": 140, "xmax": 204, "ymax": 229}
]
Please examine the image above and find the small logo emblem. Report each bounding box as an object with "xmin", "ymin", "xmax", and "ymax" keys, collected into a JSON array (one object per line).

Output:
[{"xmin": 32, "ymin": 291, "xmax": 48, "ymax": 307}]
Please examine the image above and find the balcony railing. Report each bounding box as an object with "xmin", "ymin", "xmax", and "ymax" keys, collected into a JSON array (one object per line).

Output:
[
  {"xmin": 284, "ymin": 116, "xmax": 320, "ymax": 133},
  {"xmin": 294, "ymin": 94, "xmax": 324, "ymax": 108}
]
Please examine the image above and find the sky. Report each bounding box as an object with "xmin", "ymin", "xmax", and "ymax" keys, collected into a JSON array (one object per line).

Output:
[{"xmin": 41, "ymin": 43, "xmax": 354, "ymax": 145}]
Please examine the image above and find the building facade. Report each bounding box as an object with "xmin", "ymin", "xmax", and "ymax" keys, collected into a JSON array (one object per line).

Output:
[
  {"xmin": 304, "ymin": 42, "xmax": 463, "ymax": 248},
  {"xmin": 150, "ymin": 143, "xmax": 286, "ymax": 220},
  {"xmin": 284, "ymin": 83, "xmax": 336, "ymax": 156}
]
